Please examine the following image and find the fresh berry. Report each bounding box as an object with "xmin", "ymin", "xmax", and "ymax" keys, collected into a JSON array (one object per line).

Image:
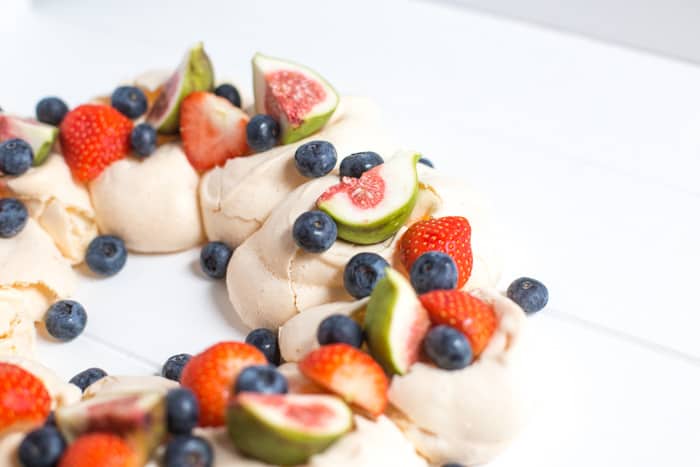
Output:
[
  {"xmin": 299, "ymin": 343, "xmax": 388, "ymax": 417},
  {"xmin": 338, "ymin": 151, "xmax": 384, "ymax": 178},
  {"xmin": 57, "ymin": 433, "xmax": 137, "ymax": 467},
  {"xmin": 35, "ymin": 97, "xmax": 69, "ymax": 126},
  {"xmin": 294, "ymin": 140, "xmax": 337, "ymax": 178},
  {"xmin": 69, "ymin": 368, "xmax": 107, "ymax": 392},
  {"xmin": 214, "ymin": 83, "xmax": 242, "ymax": 108},
  {"xmin": 18, "ymin": 425, "xmax": 66, "ymax": 467},
  {"xmin": 234, "ymin": 365, "xmax": 288, "ymax": 395},
  {"xmin": 418, "ymin": 157, "xmax": 434, "ymax": 168},
  {"xmin": 399, "ymin": 216, "xmax": 473, "ymax": 288},
  {"xmin": 317, "ymin": 314, "xmax": 364, "ymax": 348},
  {"xmin": 59, "ymin": 104, "xmax": 133, "ymax": 181},
  {"xmin": 245, "ymin": 328, "xmax": 281, "ymax": 366},
  {"xmin": 0, "ymin": 138, "xmax": 33, "ymax": 175},
  {"xmin": 419, "ymin": 290, "xmax": 498, "ymax": 357},
  {"xmin": 0, "ymin": 197, "xmax": 28, "ymax": 238},
  {"xmin": 292, "ymin": 210, "xmax": 337, "ymax": 253},
  {"xmin": 507, "ymin": 277, "xmax": 549, "ymax": 314},
  {"xmin": 164, "ymin": 435, "xmax": 213, "ymax": 467},
  {"xmin": 180, "ymin": 341, "xmax": 266, "ymax": 427},
  {"xmin": 162, "ymin": 353, "xmax": 192, "ymax": 382},
  {"xmin": 423, "ymin": 325, "xmax": 473, "ymax": 370},
  {"xmin": 199, "ymin": 241, "xmax": 233, "ymax": 279},
  {"xmin": 166, "ymin": 388, "xmax": 200, "ymax": 435},
  {"xmin": 180, "ymin": 91, "xmax": 249, "ymax": 171},
  {"xmin": 129, "ymin": 123, "xmax": 157, "ymax": 157},
  {"xmin": 246, "ymin": 114, "xmax": 280, "ymax": 152},
  {"xmin": 85, "ymin": 235, "xmax": 127, "ymax": 277},
  {"xmin": 111, "ymin": 86, "xmax": 148, "ymax": 119},
  {"xmin": 0, "ymin": 363, "xmax": 51, "ymax": 432},
  {"xmin": 410, "ymin": 251, "xmax": 458, "ymax": 294},
  {"xmin": 44, "ymin": 300, "xmax": 87, "ymax": 342},
  {"xmin": 343, "ymin": 252, "xmax": 389, "ymax": 299}
]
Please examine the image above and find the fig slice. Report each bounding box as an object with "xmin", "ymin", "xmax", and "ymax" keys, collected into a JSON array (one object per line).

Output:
[{"xmin": 0, "ymin": 114, "xmax": 57, "ymax": 166}]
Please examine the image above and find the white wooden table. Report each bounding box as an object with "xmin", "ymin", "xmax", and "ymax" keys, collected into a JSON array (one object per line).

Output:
[{"xmin": 2, "ymin": 0, "xmax": 700, "ymax": 465}]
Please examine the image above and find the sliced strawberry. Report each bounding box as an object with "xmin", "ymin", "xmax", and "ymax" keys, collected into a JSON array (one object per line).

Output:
[
  {"xmin": 180, "ymin": 341, "xmax": 266, "ymax": 427},
  {"xmin": 180, "ymin": 91, "xmax": 249, "ymax": 171},
  {"xmin": 0, "ymin": 362, "xmax": 51, "ymax": 433},
  {"xmin": 58, "ymin": 433, "xmax": 138, "ymax": 467},
  {"xmin": 59, "ymin": 104, "xmax": 133, "ymax": 182},
  {"xmin": 419, "ymin": 290, "xmax": 498, "ymax": 357},
  {"xmin": 298, "ymin": 344, "xmax": 388, "ymax": 418},
  {"xmin": 399, "ymin": 216, "xmax": 473, "ymax": 288}
]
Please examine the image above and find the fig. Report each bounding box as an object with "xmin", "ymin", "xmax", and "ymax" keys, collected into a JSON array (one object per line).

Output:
[
  {"xmin": 55, "ymin": 391, "xmax": 166, "ymax": 462},
  {"xmin": 0, "ymin": 114, "xmax": 57, "ymax": 166},
  {"xmin": 364, "ymin": 268, "xmax": 431, "ymax": 375},
  {"xmin": 147, "ymin": 42, "xmax": 215, "ymax": 134},
  {"xmin": 227, "ymin": 392, "xmax": 352, "ymax": 465},
  {"xmin": 253, "ymin": 53, "xmax": 338, "ymax": 144},
  {"xmin": 317, "ymin": 150, "xmax": 420, "ymax": 244}
]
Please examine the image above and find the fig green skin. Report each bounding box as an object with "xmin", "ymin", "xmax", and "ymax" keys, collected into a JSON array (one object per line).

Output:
[
  {"xmin": 318, "ymin": 153, "xmax": 420, "ymax": 245},
  {"xmin": 0, "ymin": 116, "xmax": 57, "ymax": 165},
  {"xmin": 226, "ymin": 400, "xmax": 351, "ymax": 465},
  {"xmin": 147, "ymin": 42, "xmax": 215, "ymax": 134},
  {"xmin": 281, "ymin": 106, "xmax": 336, "ymax": 145},
  {"xmin": 364, "ymin": 268, "xmax": 415, "ymax": 375}
]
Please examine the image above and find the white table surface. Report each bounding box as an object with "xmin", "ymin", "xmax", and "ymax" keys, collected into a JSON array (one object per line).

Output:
[{"xmin": 2, "ymin": 0, "xmax": 700, "ymax": 465}]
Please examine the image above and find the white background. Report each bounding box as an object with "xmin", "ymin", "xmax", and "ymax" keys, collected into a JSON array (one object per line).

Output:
[{"xmin": 2, "ymin": 0, "xmax": 700, "ymax": 465}]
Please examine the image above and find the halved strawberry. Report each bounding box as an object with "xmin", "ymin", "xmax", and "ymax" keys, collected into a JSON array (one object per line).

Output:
[
  {"xmin": 419, "ymin": 290, "xmax": 498, "ymax": 357},
  {"xmin": 399, "ymin": 216, "xmax": 473, "ymax": 288},
  {"xmin": 180, "ymin": 341, "xmax": 266, "ymax": 427},
  {"xmin": 59, "ymin": 104, "xmax": 133, "ymax": 182},
  {"xmin": 0, "ymin": 362, "xmax": 51, "ymax": 433},
  {"xmin": 58, "ymin": 433, "xmax": 138, "ymax": 467},
  {"xmin": 298, "ymin": 344, "xmax": 388, "ymax": 418},
  {"xmin": 180, "ymin": 91, "xmax": 249, "ymax": 171}
]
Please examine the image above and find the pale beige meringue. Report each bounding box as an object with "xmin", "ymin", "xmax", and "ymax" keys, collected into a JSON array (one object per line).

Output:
[{"xmin": 82, "ymin": 375, "xmax": 179, "ymax": 400}]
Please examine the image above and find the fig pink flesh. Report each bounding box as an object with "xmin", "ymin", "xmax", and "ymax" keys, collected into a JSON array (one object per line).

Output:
[
  {"xmin": 264, "ymin": 70, "xmax": 326, "ymax": 125},
  {"xmin": 318, "ymin": 169, "xmax": 386, "ymax": 209}
]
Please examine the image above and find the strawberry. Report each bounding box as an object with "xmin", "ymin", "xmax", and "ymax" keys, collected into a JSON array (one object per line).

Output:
[
  {"xmin": 180, "ymin": 341, "xmax": 266, "ymax": 427},
  {"xmin": 59, "ymin": 433, "xmax": 138, "ymax": 467},
  {"xmin": 419, "ymin": 290, "xmax": 498, "ymax": 357},
  {"xmin": 180, "ymin": 91, "xmax": 250, "ymax": 171},
  {"xmin": 59, "ymin": 104, "xmax": 133, "ymax": 182},
  {"xmin": 399, "ymin": 216, "xmax": 473, "ymax": 288},
  {"xmin": 298, "ymin": 344, "xmax": 388, "ymax": 417},
  {"xmin": 0, "ymin": 362, "xmax": 51, "ymax": 433}
]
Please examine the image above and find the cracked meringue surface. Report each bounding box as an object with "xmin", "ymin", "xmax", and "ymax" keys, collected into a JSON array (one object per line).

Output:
[
  {"xmin": 200, "ymin": 96, "xmax": 395, "ymax": 248},
  {"xmin": 388, "ymin": 289, "xmax": 530, "ymax": 465}
]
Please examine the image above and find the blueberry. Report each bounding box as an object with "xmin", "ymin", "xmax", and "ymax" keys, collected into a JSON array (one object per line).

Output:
[
  {"xmin": 199, "ymin": 241, "xmax": 233, "ymax": 279},
  {"xmin": 294, "ymin": 140, "xmax": 337, "ymax": 178},
  {"xmin": 164, "ymin": 435, "xmax": 213, "ymax": 467},
  {"xmin": 0, "ymin": 198, "xmax": 28, "ymax": 238},
  {"xmin": 35, "ymin": 97, "xmax": 69, "ymax": 126},
  {"xmin": 418, "ymin": 157, "xmax": 434, "ymax": 168},
  {"xmin": 424, "ymin": 325, "xmax": 472, "ymax": 370},
  {"xmin": 18, "ymin": 426, "xmax": 66, "ymax": 467},
  {"xmin": 507, "ymin": 277, "xmax": 549, "ymax": 314},
  {"xmin": 245, "ymin": 328, "xmax": 280, "ymax": 365},
  {"xmin": 247, "ymin": 114, "xmax": 280, "ymax": 152},
  {"xmin": 0, "ymin": 138, "xmax": 34, "ymax": 175},
  {"xmin": 214, "ymin": 83, "xmax": 242, "ymax": 108},
  {"xmin": 409, "ymin": 251, "xmax": 458, "ymax": 294},
  {"xmin": 44, "ymin": 300, "xmax": 87, "ymax": 342},
  {"xmin": 343, "ymin": 252, "xmax": 389, "ymax": 299},
  {"xmin": 130, "ymin": 123, "xmax": 157, "ymax": 157},
  {"xmin": 234, "ymin": 365, "xmax": 288, "ymax": 395},
  {"xmin": 166, "ymin": 388, "xmax": 200, "ymax": 435},
  {"xmin": 317, "ymin": 314, "xmax": 363, "ymax": 348},
  {"xmin": 339, "ymin": 151, "xmax": 383, "ymax": 178},
  {"xmin": 162, "ymin": 353, "xmax": 192, "ymax": 382},
  {"xmin": 292, "ymin": 210, "xmax": 337, "ymax": 253},
  {"xmin": 85, "ymin": 235, "xmax": 127, "ymax": 277},
  {"xmin": 69, "ymin": 367, "xmax": 107, "ymax": 392},
  {"xmin": 110, "ymin": 86, "xmax": 148, "ymax": 119}
]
